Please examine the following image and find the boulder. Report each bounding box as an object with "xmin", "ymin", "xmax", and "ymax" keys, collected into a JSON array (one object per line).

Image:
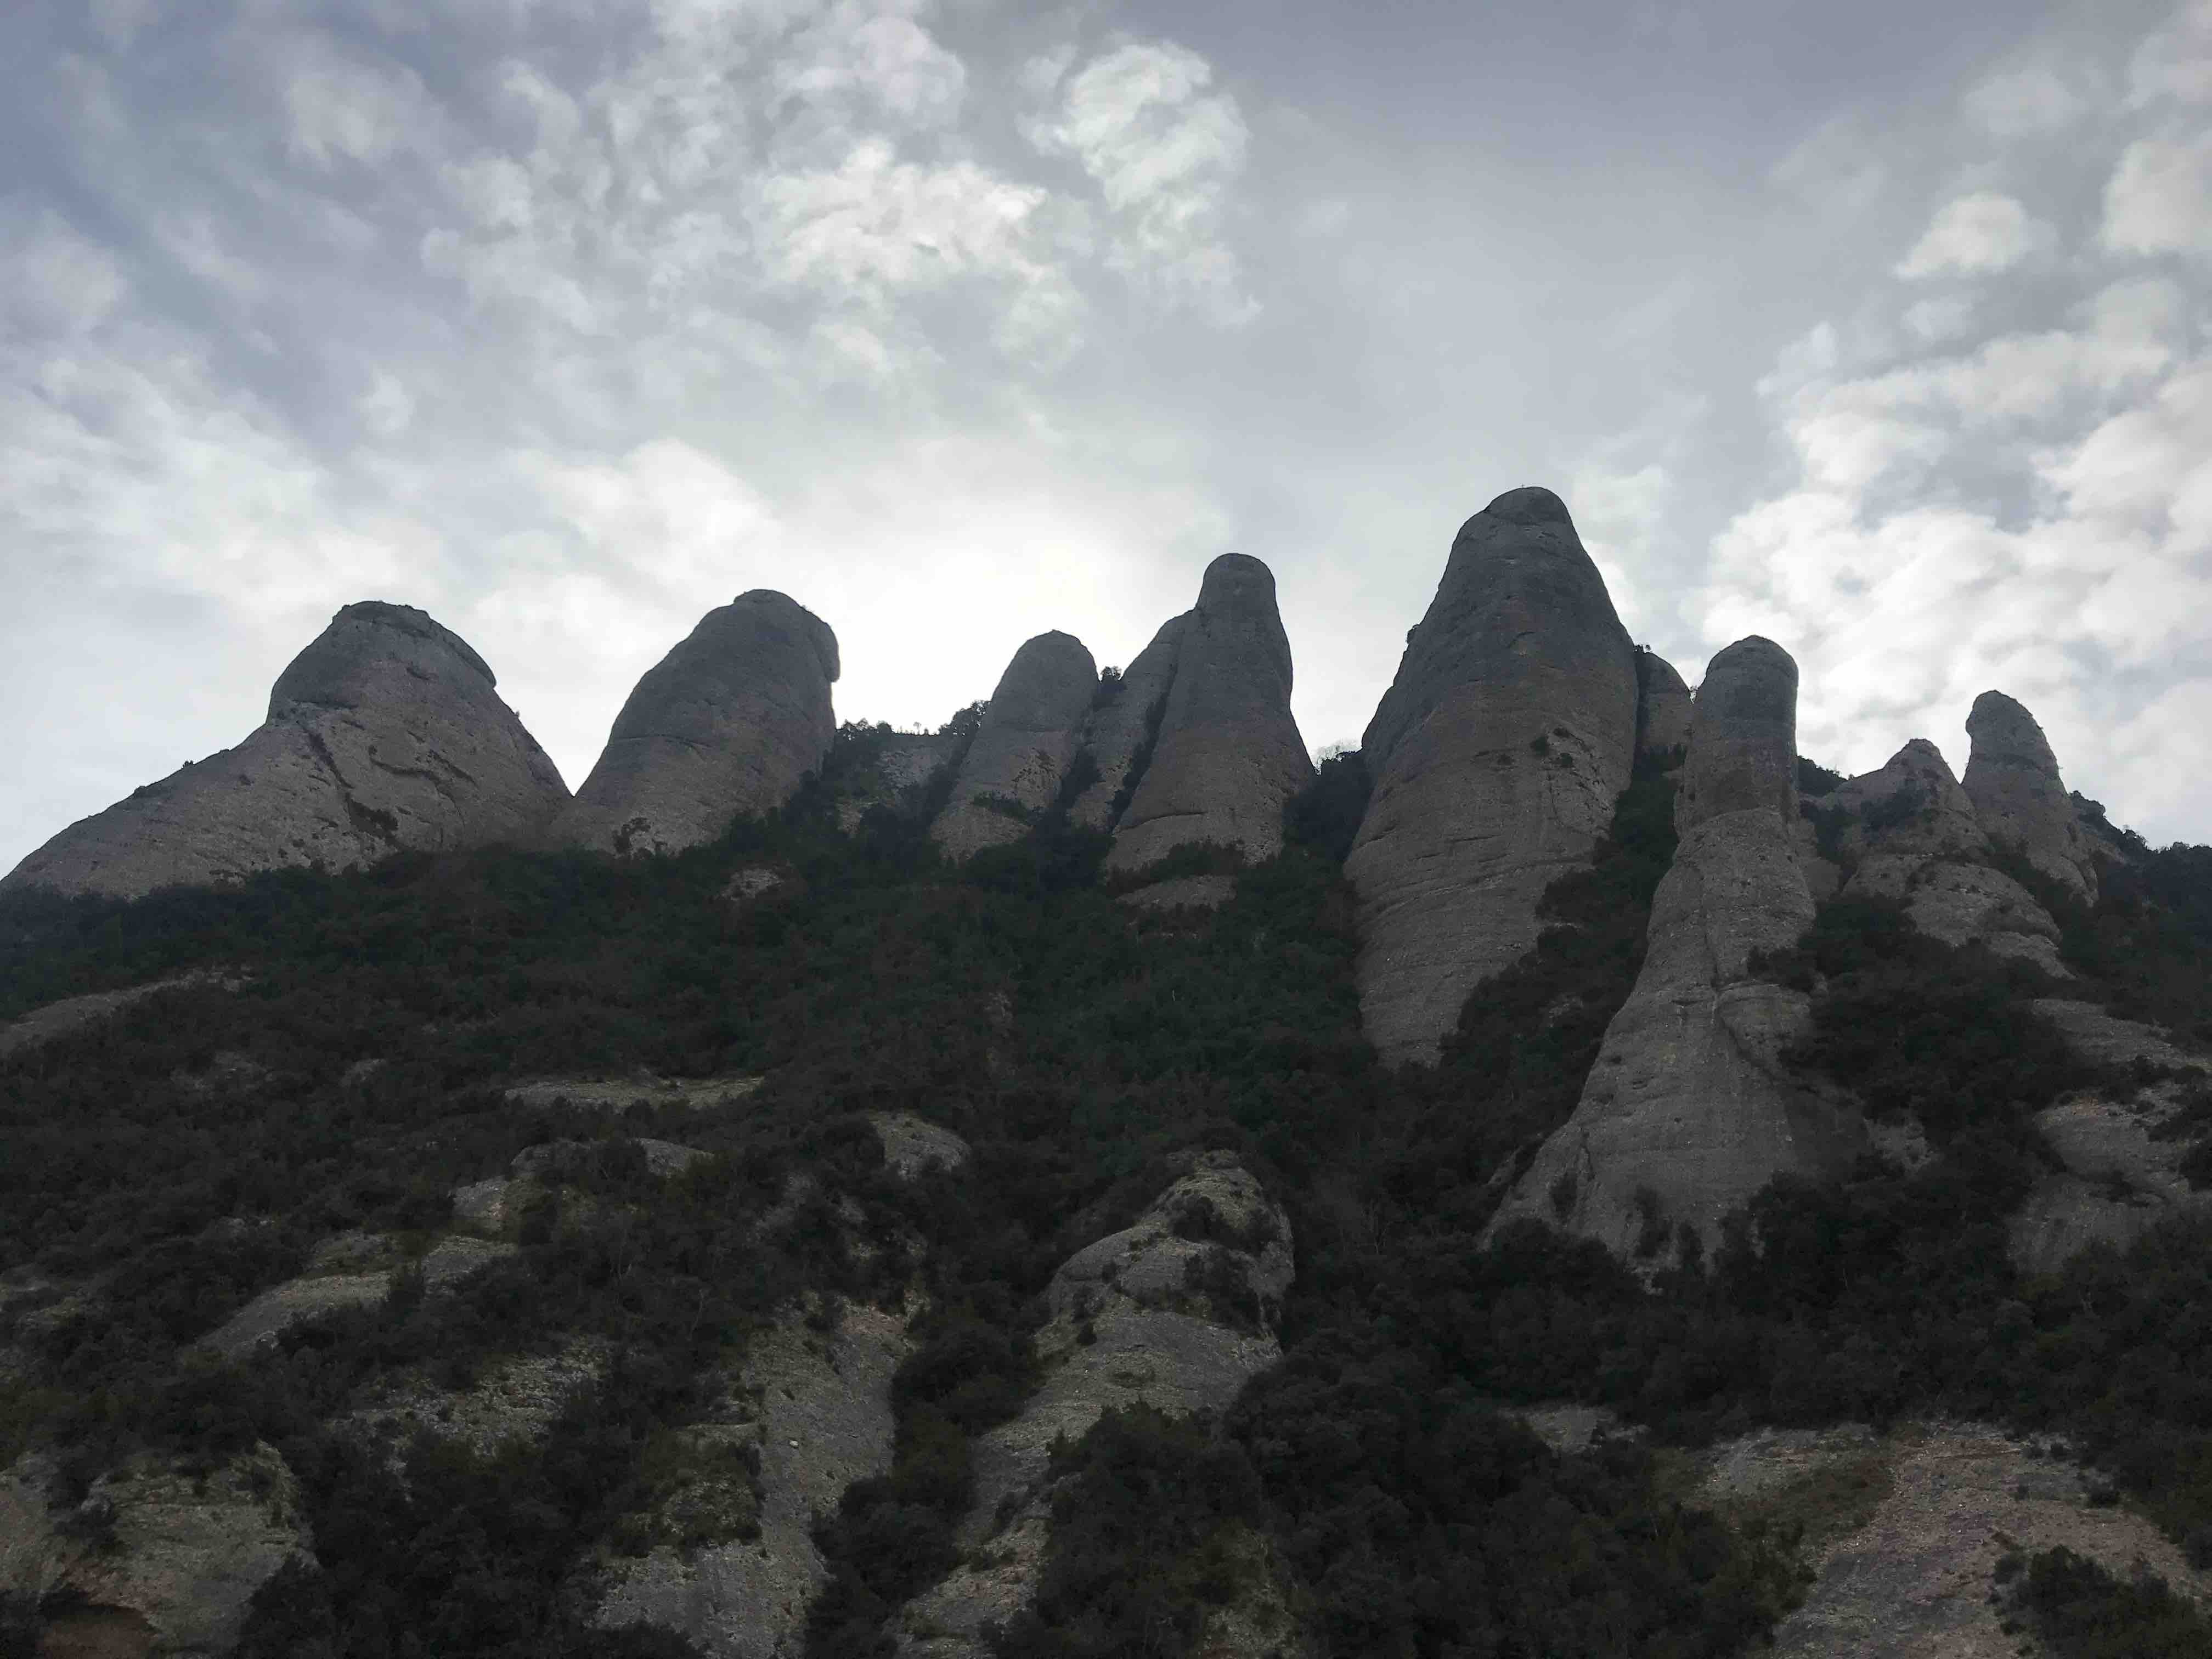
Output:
[
  {"xmin": 1962, "ymin": 691, "xmax": 2101, "ymax": 901},
  {"xmin": 1105, "ymin": 555, "xmax": 1313, "ymax": 872},
  {"xmin": 931, "ymin": 632, "xmax": 1098, "ymax": 860},
  {"xmin": 1068, "ymin": 618, "xmax": 1186, "ymax": 832},
  {"xmin": 549, "ymin": 591, "xmax": 839, "ymax": 857},
  {"xmin": 2, "ymin": 602, "xmax": 569, "ymax": 899},
  {"xmin": 1346, "ymin": 487, "xmax": 1640, "ymax": 1064},
  {"xmin": 889, "ymin": 1153, "xmax": 1291, "ymax": 1657},
  {"xmin": 1491, "ymin": 637, "xmax": 1866, "ymax": 1260},
  {"xmin": 1633, "ymin": 649, "xmax": 1692, "ymax": 770}
]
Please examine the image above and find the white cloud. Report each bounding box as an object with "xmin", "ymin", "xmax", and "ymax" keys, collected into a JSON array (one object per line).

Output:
[
  {"xmin": 2102, "ymin": 132, "xmax": 2212, "ymax": 255},
  {"xmin": 2126, "ymin": 0, "xmax": 2212, "ymax": 108},
  {"xmin": 1963, "ymin": 58, "xmax": 2100, "ymax": 137},
  {"xmin": 1026, "ymin": 40, "xmax": 1255, "ymax": 321},
  {"xmin": 2, "ymin": 212, "xmax": 129, "ymax": 336},
  {"xmin": 772, "ymin": 3, "xmax": 968, "ymax": 129},
  {"xmin": 276, "ymin": 35, "xmax": 443, "ymax": 168},
  {"xmin": 1894, "ymin": 191, "xmax": 2052, "ymax": 278}
]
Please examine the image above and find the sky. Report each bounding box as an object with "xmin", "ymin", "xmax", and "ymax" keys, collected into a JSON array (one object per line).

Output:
[{"xmin": 5, "ymin": 0, "xmax": 2211, "ymax": 875}]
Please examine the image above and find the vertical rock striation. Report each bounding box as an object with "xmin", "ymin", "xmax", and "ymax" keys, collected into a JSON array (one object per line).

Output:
[
  {"xmin": 1068, "ymin": 617, "xmax": 1185, "ymax": 832},
  {"xmin": 1634, "ymin": 649, "xmax": 1693, "ymax": 771},
  {"xmin": 1105, "ymin": 554, "xmax": 1313, "ymax": 873},
  {"xmin": 1962, "ymin": 691, "xmax": 2101, "ymax": 901},
  {"xmin": 931, "ymin": 632, "xmax": 1098, "ymax": 860},
  {"xmin": 548, "ymin": 591, "xmax": 839, "ymax": 858},
  {"xmin": 1491, "ymin": 636, "xmax": 1865, "ymax": 1260},
  {"xmin": 2, "ymin": 602, "xmax": 569, "ymax": 899},
  {"xmin": 1345, "ymin": 487, "xmax": 1639, "ymax": 1064}
]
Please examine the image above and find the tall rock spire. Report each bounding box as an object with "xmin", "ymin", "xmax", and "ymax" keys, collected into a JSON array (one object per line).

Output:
[
  {"xmin": 931, "ymin": 631, "xmax": 1099, "ymax": 860},
  {"xmin": 548, "ymin": 590, "xmax": 839, "ymax": 858},
  {"xmin": 1962, "ymin": 691, "xmax": 2100, "ymax": 901},
  {"xmin": 2, "ymin": 602, "xmax": 571, "ymax": 898},
  {"xmin": 1491, "ymin": 635, "xmax": 1864, "ymax": 1260},
  {"xmin": 1105, "ymin": 554, "xmax": 1313, "ymax": 873},
  {"xmin": 1345, "ymin": 487, "xmax": 1639, "ymax": 1064}
]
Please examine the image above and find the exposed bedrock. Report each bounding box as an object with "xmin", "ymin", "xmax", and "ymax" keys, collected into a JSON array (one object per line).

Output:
[
  {"xmin": 1634, "ymin": 648, "xmax": 1692, "ymax": 770},
  {"xmin": 1962, "ymin": 691, "xmax": 2101, "ymax": 901},
  {"xmin": 1825, "ymin": 739, "xmax": 2068, "ymax": 975},
  {"xmin": 548, "ymin": 590, "xmax": 839, "ymax": 859},
  {"xmin": 1106, "ymin": 554, "xmax": 1313, "ymax": 872},
  {"xmin": 931, "ymin": 631, "xmax": 1098, "ymax": 860},
  {"xmin": 2, "ymin": 601, "xmax": 570, "ymax": 899},
  {"xmin": 1345, "ymin": 487, "xmax": 1639, "ymax": 1064},
  {"xmin": 1492, "ymin": 636, "xmax": 1867, "ymax": 1260},
  {"xmin": 1068, "ymin": 616, "xmax": 1184, "ymax": 832}
]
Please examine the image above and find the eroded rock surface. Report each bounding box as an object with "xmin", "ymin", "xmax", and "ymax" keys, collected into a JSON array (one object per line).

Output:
[
  {"xmin": 1105, "ymin": 555, "xmax": 1312, "ymax": 873},
  {"xmin": 1069, "ymin": 618, "xmax": 1186, "ymax": 832},
  {"xmin": 0, "ymin": 972, "xmax": 246, "ymax": 1060},
  {"xmin": 550, "ymin": 591, "xmax": 839, "ymax": 858},
  {"xmin": 1634, "ymin": 649, "xmax": 1692, "ymax": 770},
  {"xmin": 932, "ymin": 633, "xmax": 1098, "ymax": 860},
  {"xmin": 1493, "ymin": 638, "xmax": 1866, "ymax": 1259},
  {"xmin": 1346, "ymin": 488, "xmax": 1639, "ymax": 1064},
  {"xmin": 200, "ymin": 1235, "xmax": 515, "ymax": 1359},
  {"xmin": 3, "ymin": 602, "xmax": 570, "ymax": 899},
  {"xmin": 591, "ymin": 1304, "xmax": 911, "ymax": 1658},
  {"xmin": 0, "ymin": 1442, "xmax": 312, "ymax": 1655},
  {"xmin": 1962, "ymin": 691, "xmax": 2101, "ymax": 901},
  {"xmin": 890, "ymin": 1154, "xmax": 1292, "ymax": 1657}
]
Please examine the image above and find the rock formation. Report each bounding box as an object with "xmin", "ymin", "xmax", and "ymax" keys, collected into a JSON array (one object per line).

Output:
[
  {"xmin": 2, "ymin": 602, "xmax": 570, "ymax": 899},
  {"xmin": 1634, "ymin": 649, "xmax": 1692, "ymax": 770},
  {"xmin": 1962, "ymin": 691, "xmax": 2101, "ymax": 901},
  {"xmin": 549, "ymin": 591, "xmax": 838, "ymax": 857},
  {"xmin": 931, "ymin": 632, "xmax": 1098, "ymax": 860},
  {"xmin": 1491, "ymin": 637, "xmax": 1866, "ymax": 1259},
  {"xmin": 1105, "ymin": 554, "xmax": 1313, "ymax": 872},
  {"xmin": 1823, "ymin": 739, "xmax": 2067, "ymax": 975},
  {"xmin": 1068, "ymin": 617, "xmax": 1186, "ymax": 832},
  {"xmin": 889, "ymin": 1153, "xmax": 1293, "ymax": 1657},
  {"xmin": 1345, "ymin": 487, "xmax": 1639, "ymax": 1064}
]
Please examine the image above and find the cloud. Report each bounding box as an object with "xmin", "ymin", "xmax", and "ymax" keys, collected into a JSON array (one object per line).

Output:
[
  {"xmin": 1026, "ymin": 40, "xmax": 1255, "ymax": 321},
  {"xmin": 2102, "ymin": 132, "xmax": 2212, "ymax": 255},
  {"xmin": 2125, "ymin": 0, "xmax": 2212, "ymax": 108},
  {"xmin": 1963, "ymin": 58, "xmax": 2101, "ymax": 137},
  {"xmin": 1894, "ymin": 191, "xmax": 2052, "ymax": 278},
  {"xmin": 2, "ymin": 210, "xmax": 129, "ymax": 336}
]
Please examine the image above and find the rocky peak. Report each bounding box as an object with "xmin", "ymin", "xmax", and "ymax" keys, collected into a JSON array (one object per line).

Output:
[
  {"xmin": 931, "ymin": 631, "xmax": 1099, "ymax": 860},
  {"xmin": 547, "ymin": 590, "xmax": 840, "ymax": 859},
  {"xmin": 1345, "ymin": 487, "xmax": 1639, "ymax": 1064},
  {"xmin": 1963, "ymin": 691, "xmax": 2100, "ymax": 901},
  {"xmin": 1678, "ymin": 636, "xmax": 1798, "ymax": 831},
  {"xmin": 1104, "ymin": 553, "xmax": 1312, "ymax": 874},
  {"xmin": 1066, "ymin": 617, "xmax": 1185, "ymax": 832},
  {"xmin": 1, "ymin": 602, "xmax": 570, "ymax": 899}
]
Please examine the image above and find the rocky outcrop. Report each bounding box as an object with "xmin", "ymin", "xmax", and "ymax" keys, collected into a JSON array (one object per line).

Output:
[
  {"xmin": 1105, "ymin": 555, "xmax": 1312, "ymax": 873},
  {"xmin": 0, "ymin": 972, "xmax": 246, "ymax": 1060},
  {"xmin": 2007, "ymin": 1000, "xmax": 2212, "ymax": 1274},
  {"xmin": 1634, "ymin": 649, "xmax": 1692, "ymax": 770},
  {"xmin": 592, "ymin": 1304, "xmax": 911, "ymax": 1659},
  {"xmin": 1492, "ymin": 637, "xmax": 1866, "ymax": 1260},
  {"xmin": 1068, "ymin": 618, "xmax": 1186, "ymax": 832},
  {"xmin": 889, "ymin": 1153, "xmax": 1292, "ymax": 1657},
  {"xmin": 833, "ymin": 732, "xmax": 957, "ymax": 832},
  {"xmin": 0, "ymin": 1442, "xmax": 313, "ymax": 1655},
  {"xmin": 1346, "ymin": 488, "xmax": 1640, "ymax": 1064},
  {"xmin": 199, "ymin": 1234, "xmax": 515, "ymax": 1359},
  {"xmin": 931, "ymin": 633, "xmax": 1098, "ymax": 860},
  {"xmin": 1962, "ymin": 691, "xmax": 2100, "ymax": 901},
  {"xmin": 1825, "ymin": 740, "xmax": 2068, "ymax": 975},
  {"xmin": 2, "ymin": 602, "xmax": 569, "ymax": 899},
  {"xmin": 549, "ymin": 591, "xmax": 839, "ymax": 857}
]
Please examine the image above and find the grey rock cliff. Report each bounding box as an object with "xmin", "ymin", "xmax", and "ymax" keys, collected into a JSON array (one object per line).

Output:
[
  {"xmin": 1825, "ymin": 739, "xmax": 2067, "ymax": 975},
  {"xmin": 890, "ymin": 1153, "xmax": 1292, "ymax": 1657},
  {"xmin": 2, "ymin": 602, "xmax": 569, "ymax": 899},
  {"xmin": 1345, "ymin": 487, "xmax": 1639, "ymax": 1064},
  {"xmin": 1105, "ymin": 555, "xmax": 1313, "ymax": 872},
  {"xmin": 1634, "ymin": 649, "xmax": 1692, "ymax": 770},
  {"xmin": 1962, "ymin": 691, "xmax": 2100, "ymax": 901},
  {"xmin": 1492, "ymin": 637, "xmax": 1866, "ymax": 1259},
  {"xmin": 549, "ymin": 591, "xmax": 838, "ymax": 857},
  {"xmin": 1068, "ymin": 617, "xmax": 1186, "ymax": 832},
  {"xmin": 931, "ymin": 631, "xmax": 1098, "ymax": 860}
]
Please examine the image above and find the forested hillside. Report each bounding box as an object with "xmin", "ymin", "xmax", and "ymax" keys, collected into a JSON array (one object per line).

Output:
[{"xmin": 4, "ymin": 720, "xmax": 2211, "ymax": 1657}]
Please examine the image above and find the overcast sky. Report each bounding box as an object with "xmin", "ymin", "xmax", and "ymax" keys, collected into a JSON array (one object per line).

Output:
[{"xmin": 6, "ymin": 0, "xmax": 2210, "ymax": 874}]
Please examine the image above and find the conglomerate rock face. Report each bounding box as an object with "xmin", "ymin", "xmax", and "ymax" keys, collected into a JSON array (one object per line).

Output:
[
  {"xmin": 1105, "ymin": 554, "xmax": 1313, "ymax": 873},
  {"xmin": 1492, "ymin": 636, "xmax": 1866, "ymax": 1260},
  {"xmin": 548, "ymin": 590, "xmax": 839, "ymax": 859},
  {"xmin": 1634, "ymin": 649, "xmax": 1693, "ymax": 770},
  {"xmin": 1068, "ymin": 616, "xmax": 1185, "ymax": 832},
  {"xmin": 931, "ymin": 631, "xmax": 1099, "ymax": 860},
  {"xmin": 1962, "ymin": 691, "xmax": 2101, "ymax": 901},
  {"xmin": 2, "ymin": 601, "xmax": 569, "ymax": 899},
  {"xmin": 1345, "ymin": 487, "xmax": 1639, "ymax": 1064}
]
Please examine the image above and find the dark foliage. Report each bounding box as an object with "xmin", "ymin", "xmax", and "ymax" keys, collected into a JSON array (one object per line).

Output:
[{"xmin": 1998, "ymin": 1544, "xmax": 2212, "ymax": 1658}]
